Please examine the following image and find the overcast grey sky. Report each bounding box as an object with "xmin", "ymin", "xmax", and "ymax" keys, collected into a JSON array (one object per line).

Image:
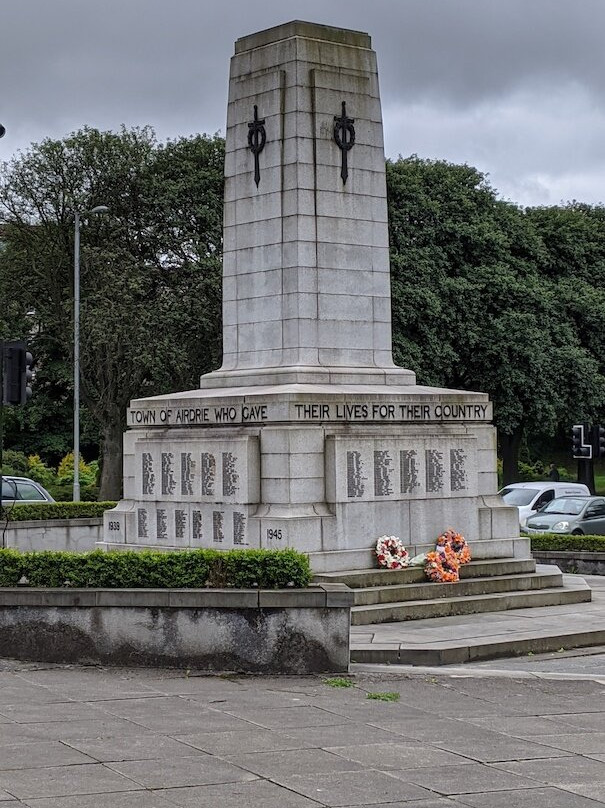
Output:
[{"xmin": 1, "ymin": 0, "xmax": 603, "ymax": 207}]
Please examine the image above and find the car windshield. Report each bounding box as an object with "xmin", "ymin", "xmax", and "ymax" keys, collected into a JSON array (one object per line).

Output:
[
  {"xmin": 500, "ymin": 488, "xmax": 540, "ymax": 506},
  {"xmin": 541, "ymin": 497, "xmax": 588, "ymax": 516}
]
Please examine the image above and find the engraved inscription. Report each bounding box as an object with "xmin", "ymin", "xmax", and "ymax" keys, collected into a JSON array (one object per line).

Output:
[
  {"xmin": 400, "ymin": 450, "xmax": 420, "ymax": 494},
  {"xmin": 222, "ymin": 452, "xmax": 239, "ymax": 497},
  {"xmin": 450, "ymin": 448, "xmax": 468, "ymax": 492},
  {"xmin": 157, "ymin": 508, "xmax": 168, "ymax": 540},
  {"xmin": 201, "ymin": 453, "xmax": 216, "ymax": 496},
  {"xmin": 181, "ymin": 453, "xmax": 194, "ymax": 496},
  {"xmin": 346, "ymin": 450, "xmax": 365, "ymax": 498},
  {"xmin": 233, "ymin": 512, "xmax": 247, "ymax": 546},
  {"xmin": 142, "ymin": 453, "xmax": 155, "ymax": 495},
  {"xmin": 175, "ymin": 509, "xmax": 187, "ymax": 540},
  {"xmin": 161, "ymin": 453, "xmax": 176, "ymax": 496},
  {"xmin": 374, "ymin": 450, "xmax": 394, "ymax": 497},
  {"xmin": 192, "ymin": 510, "xmax": 203, "ymax": 541},
  {"xmin": 213, "ymin": 511, "xmax": 224, "ymax": 543},
  {"xmin": 137, "ymin": 507, "xmax": 148, "ymax": 539},
  {"xmin": 426, "ymin": 449, "xmax": 445, "ymax": 493}
]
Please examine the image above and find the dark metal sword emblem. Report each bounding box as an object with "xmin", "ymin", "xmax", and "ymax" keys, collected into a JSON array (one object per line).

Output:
[
  {"xmin": 247, "ymin": 105, "xmax": 266, "ymax": 188},
  {"xmin": 333, "ymin": 101, "xmax": 355, "ymax": 185}
]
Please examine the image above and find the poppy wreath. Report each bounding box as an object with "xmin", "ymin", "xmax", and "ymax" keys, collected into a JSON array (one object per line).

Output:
[
  {"xmin": 436, "ymin": 528, "xmax": 472, "ymax": 565},
  {"xmin": 424, "ymin": 544, "xmax": 460, "ymax": 583},
  {"xmin": 375, "ymin": 535, "xmax": 409, "ymax": 570}
]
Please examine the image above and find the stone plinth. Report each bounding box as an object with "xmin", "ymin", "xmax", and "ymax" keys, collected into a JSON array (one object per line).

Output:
[{"xmin": 101, "ymin": 384, "xmax": 520, "ymax": 568}]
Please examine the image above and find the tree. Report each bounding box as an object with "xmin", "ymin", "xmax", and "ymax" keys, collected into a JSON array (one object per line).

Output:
[
  {"xmin": 0, "ymin": 127, "xmax": 224, "ymax": 499},
  {"xmin": 386, "ymin": 156, "xmax": 605, "ymax": 483}
]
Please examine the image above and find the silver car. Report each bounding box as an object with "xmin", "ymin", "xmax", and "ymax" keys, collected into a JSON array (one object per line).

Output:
[
  {"xmin": 1, "ymin": 476, "xmax": 55, "ymax": 505},
  {"xmin": 524, "ymin": 495, "xmax": 605, "ymax": 535}
]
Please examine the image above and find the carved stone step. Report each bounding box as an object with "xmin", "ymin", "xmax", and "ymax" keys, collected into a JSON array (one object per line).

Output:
[
  {"xmin": 351, "ymin": 577, "xmax": 592, "ymax": 625},
  {"xmin": 350, "ymin": 569, "xmax": 563, "ymax": 606},
  {"xmin": 313, "ymin": 558, "xmax": 537, "ymax": 588}
]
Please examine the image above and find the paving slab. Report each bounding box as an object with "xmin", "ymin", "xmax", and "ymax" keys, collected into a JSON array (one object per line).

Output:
[
  {"xmin": 389, "ymin": 761, "xmax": 544, "ymax": 795},
  {"xmin": 267, "ymin": 769, "xmax": 435, "ymax": 806},
  {"xmin": 105, "ymin": 755, "xmax": 257, "ymax": 790},
  {"xmin": 454, "ymin": 786, "xmax": 605, "ymax": 807},
  {"xmin": 325, "ymin": 741, "xmax": 472, "ymax": 769},
  {"xmin": 0, "ymin": 742, "xmax": 94, "ymax": 770},
  {"xmin": 61, "ymin": 734, "xmax": 206, "ymax": 763},
  {"xmin": 223, "ymin": 748, "xmax": 365, "ymax": 778},
  {"xmin": 0, "ymin": 764, "xmax": 140, "ymax": 800},
  {"xmin": 0, "ymin": 702, "xmax": 107, "ymax": 724},
  {"xmin": 216, "ymin": 704, "xmax": 346, "ymax": 729},
  {"xmin": 492, "ymin": 754, "xmax": 605, "ymax": 786},
  {"xmin": 173, "ymin": 727, "xmax": 301, "ymax": 755},
  {"xmin": 92, "ymin": 697, "xmax": 253, "ymax": 733},
  {"xmin": 0, "ymin": 718, "xmax": 147, "ymax": 743},
  {"xmin": 23, "ymin": 793, "xmax": 174, "ymax": 808},
  {"xmin": 462, "ymin": 715, "xmax": 595, "ymax": 736},
  {"xmin": 155, "ymin": 779, "xmax": 320, "ymax": 808}
]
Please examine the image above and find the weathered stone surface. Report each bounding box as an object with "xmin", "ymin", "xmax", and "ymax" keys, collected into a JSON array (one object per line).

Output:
[{"xmin": 0, "ymin": 593, "xmax": 351, "ymax": 673}]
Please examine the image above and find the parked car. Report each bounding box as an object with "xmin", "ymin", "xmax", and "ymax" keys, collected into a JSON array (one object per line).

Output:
[
  {"xmin": 1, "ymin": 476, "xmax": 55, "ymax": 505},
  {"xmin": 524, "ymin": 495, "xmax": 605, "ymax": 535},
  {"xmin": 498, "ymin": 481, "xmax": 591, "ymax": 528}
]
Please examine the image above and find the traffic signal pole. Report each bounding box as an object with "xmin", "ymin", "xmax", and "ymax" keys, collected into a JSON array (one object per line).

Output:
[
  {"xmin": 571, "ymin": 423, "xmax": 599, "ymax": 494},
  {"xmin": 577, "ymin": 457, "xmax": 596, "ymax": 494}
]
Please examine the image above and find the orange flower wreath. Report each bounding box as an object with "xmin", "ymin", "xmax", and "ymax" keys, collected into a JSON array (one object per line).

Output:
[
  {"xmin": 425, "ymin": 544, "xmax": 460, "ymax": 583},
  {"xmin": 424, "ymin": 528, "xmax": 472, "ymax": 583},
  {"xmin": 436, "ymin": 529, "xmax": 472, "ymax": 565}
]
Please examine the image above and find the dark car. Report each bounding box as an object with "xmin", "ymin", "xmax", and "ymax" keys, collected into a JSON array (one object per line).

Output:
[{"xmin": 524, "ymin": 495, "xmax": 605, "ymax": 535}]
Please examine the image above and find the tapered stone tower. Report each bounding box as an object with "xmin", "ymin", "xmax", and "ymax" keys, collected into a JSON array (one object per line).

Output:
[{"xmin": 102, "ymin": 21, "xmax": 523, "ymax": 572}]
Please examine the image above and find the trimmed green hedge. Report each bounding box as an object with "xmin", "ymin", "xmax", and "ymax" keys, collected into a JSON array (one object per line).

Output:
[
  {"xmin": 530, "ymin": 534, "xmax": 605, "ymax": 553},
  {"xmin": 1, "ymin": 502, "xmax": 117, "ymax": 521},
  {"xmin": 0, "ymin": 548, "xmax": 311, "ymax": 589}
]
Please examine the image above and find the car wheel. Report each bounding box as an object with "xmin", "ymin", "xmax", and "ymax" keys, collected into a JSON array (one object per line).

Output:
[{"xmin": 571, "ymin": 529, "xmax": 583, "ymax": 535}]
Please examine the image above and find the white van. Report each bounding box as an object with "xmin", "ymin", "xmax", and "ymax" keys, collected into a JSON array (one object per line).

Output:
[{"xmin": 498, "ymin": 481, "xmax": 591, "ymax": 529}]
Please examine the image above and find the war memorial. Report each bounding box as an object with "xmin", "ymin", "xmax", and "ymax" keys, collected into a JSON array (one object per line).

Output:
[{"xmin": 102, "ymin": 20, "xmax": 528, "ymax": 574}]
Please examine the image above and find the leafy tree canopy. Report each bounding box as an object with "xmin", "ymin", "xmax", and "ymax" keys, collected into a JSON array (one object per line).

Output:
[
  {"xmin": 387, "ymin": 156, "xmax": 605, "ymax": 482},
  {"xmin": 0, "ymin": 126, "xmax": 224, "ymax": 498}
]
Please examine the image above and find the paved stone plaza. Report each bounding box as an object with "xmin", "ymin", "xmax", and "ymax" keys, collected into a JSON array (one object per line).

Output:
[{"xmin": 0, "ymin": 657, "xmax": 603, "ymax": 805}]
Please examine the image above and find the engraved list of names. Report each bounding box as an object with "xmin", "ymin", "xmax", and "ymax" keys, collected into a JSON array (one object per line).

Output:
[{"xmin": 339, "ymin": 441, "xmax": 474, "ymax": 501}]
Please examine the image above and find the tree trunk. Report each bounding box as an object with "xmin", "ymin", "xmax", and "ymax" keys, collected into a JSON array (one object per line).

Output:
[
  {"xmin": 500, "ymin": 427, "xmax": 523, "ymax": 487},
  {"xmin": 98, "ymin": 419, "xmax": 124, "ymax": 501}
]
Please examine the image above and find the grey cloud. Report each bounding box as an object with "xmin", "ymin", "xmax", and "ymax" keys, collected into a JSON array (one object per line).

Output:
[{"xmin": 1, "ymin": 0, "xmax": 604, "ymax": 206}]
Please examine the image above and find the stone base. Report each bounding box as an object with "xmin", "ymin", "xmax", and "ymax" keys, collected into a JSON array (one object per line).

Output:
[
  {"xmin": 0, "ymin": 586, "xmax": 353, "ymax": 672},
  {"xmin": 103, "ymin": 383, "xmax": 521, "ymax": 572},
  {"xmin": 199, "ymin": 364, "xmax": 417, "ymax": 389}
]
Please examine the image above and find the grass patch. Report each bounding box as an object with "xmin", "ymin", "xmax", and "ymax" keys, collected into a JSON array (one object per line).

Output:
[
  {"xmin": 366, "ymin": 691, "xmax": 400, "ymax": 702},
  {"xmin": 323, "ymin": 677, "xmax": 355, "ymax": 688}
]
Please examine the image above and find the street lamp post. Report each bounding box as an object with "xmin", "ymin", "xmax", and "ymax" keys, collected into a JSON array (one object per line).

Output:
[{"xmin": 73, "ymin": 206, "xmax": 108, "ymax": 501}]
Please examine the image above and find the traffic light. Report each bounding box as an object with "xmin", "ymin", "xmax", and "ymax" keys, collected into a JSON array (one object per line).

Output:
[
  {"xmin": 1, "ymin": 340, "xmax": 33, "ymax": 406},
  {"xmin": 596, "ymin": 425, "xmax": 605, "ymax": 458},
  {"xmin": 571, "ymin": 424, "xmax": 592, "ymax": 459}
]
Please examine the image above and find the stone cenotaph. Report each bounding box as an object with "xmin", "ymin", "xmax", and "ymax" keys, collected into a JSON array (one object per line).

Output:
[{"xmin": 102, "ymin": 21, "xmax": 523, "ymax": 572}]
